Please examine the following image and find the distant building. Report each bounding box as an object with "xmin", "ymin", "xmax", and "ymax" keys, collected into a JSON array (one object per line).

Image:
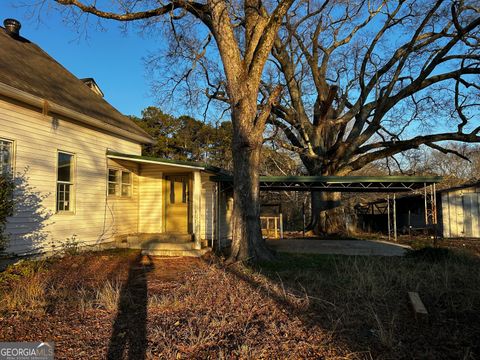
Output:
[
  {"xmin": 357, "ymin": 181, "xmax": 480, "ymax": 239},
  {"xmin": 440, "ymin": 181, "xmax": 480, "ymax": 238}
]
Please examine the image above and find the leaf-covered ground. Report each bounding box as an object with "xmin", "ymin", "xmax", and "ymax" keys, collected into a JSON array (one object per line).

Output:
[{"xmin": 0, "ymin": 248, "xmax": 479, "ymax": 359}]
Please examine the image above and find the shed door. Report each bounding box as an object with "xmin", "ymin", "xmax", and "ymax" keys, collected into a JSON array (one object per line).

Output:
[
  {"xmin": 463, "ymin": 193, "xmax": 479, "ymax": 237},
  {"xmin": 165, "ymin": 175, "xmax": 190, "ymax": 233}
]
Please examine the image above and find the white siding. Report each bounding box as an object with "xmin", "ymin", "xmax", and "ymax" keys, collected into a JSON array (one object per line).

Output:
[
  {"xmin": 441, "ymin": 193, "xmax": 450, "ymax": 238},
  {"xmin": 0, "ymin": 98, "xmax": 142, "ymax": 254},
  {"xmin": 442, "ymin": 186, "xmax": 480, "ymax": 238},
  {"xmin": 138, "ymin": 164, "xmax": 163, "ymax": 233},
  {"xmin": 200, "ymin": 173, "xmax": 215, "ymax": 241},
  {"xmin": 218, "ymin": 188, "xmax": 233, "ymax": 242},
  {"xmin": 107, "ymin": 159, "xmax": 140, "ymax": 236}
]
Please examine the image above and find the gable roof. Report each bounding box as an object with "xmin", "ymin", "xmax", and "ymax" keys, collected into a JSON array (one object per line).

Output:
[{"xmin": 0, "ymin": 26, "xmax": 153, "ymax": 144}]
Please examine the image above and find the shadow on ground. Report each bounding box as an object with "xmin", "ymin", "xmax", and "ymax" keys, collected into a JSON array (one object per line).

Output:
[{"xmin": 107, "ymin": 253, "xmax": 154, "ymax": 360}]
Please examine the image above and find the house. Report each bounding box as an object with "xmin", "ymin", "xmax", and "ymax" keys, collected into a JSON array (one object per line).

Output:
[
  {"xmin": 0, "ymin": 19, "xmax": 232, "ymax": 256},
  {"xmin": 357, "ymin": 181, "xmax": 480, "ymax": 239}
]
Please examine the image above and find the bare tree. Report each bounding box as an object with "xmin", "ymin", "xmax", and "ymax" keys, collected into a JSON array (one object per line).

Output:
[
  {"xmin": 47, "ymin": 0, "xmax": 303, "ymax": 261},
  {"xmin": 266, "ymin": 0, "xmax": 480, "ymax": 233}
]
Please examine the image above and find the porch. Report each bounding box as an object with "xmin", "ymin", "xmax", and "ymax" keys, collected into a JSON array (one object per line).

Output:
[{"xmin": 106, "ymin": 151, "xmax": 228, "ymax": 257}]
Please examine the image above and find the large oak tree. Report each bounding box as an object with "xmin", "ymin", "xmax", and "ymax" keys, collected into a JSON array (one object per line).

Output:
[
  {"xmin": 49, "ymin": 0, "xmax": 302, "ymax": 261},
  {"xmin": 266, "ymin": 0, "xmax": 480, "ymax": 233}
]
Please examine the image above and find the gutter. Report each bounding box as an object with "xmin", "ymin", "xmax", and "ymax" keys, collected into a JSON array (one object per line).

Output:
[
  {"xmin": 107, "ymin": 154, "xmax": 206, "ymax": 170},
  {"xmin": 0, "ymin": 81, "xmax": 154, "ymax": 145}
]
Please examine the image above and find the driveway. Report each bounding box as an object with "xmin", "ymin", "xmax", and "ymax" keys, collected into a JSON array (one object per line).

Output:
[{"xmin": 266, "ymin": 238, "xmax": 410, "ymax": 256}]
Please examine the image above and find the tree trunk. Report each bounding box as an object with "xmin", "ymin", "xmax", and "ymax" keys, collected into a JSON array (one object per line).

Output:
[
  {"xmin": 228, "ymin": 99, "xmax": 275, "ymax": 262},
  {"xmin": 307, "ymin": 191, "xmax": 345, "ymax": 235}
]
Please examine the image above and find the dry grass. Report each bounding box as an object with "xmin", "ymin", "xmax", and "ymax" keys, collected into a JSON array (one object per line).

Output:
[
  {"xmin": 0, "ymin": 248, "xmax": 479, "ymax": 359},
  {"xmin": 257, "ymin": 249, "xmax": 480, "ymax": 359},
  {"xmin": 1, "ymin": 272, "xmax": 47, "ymax": 313},
  {"xmin": 94, "ymin": 280, "xmax": 121, "ymax": 312}
]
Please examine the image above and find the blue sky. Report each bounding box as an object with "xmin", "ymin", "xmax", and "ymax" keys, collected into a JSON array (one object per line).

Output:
[{"xmin": 2, "ymin": 2, "xmax": 160, "ymax": 117}]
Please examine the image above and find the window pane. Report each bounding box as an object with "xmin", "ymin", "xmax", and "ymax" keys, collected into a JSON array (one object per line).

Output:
[
  {"xmin": 122, "ymin": 184, "xmax": 131, "ymax": 197},
  {"xmin": 108, "ymin": 169, "xmax": 118, "ymax": 182},
  {"xmin": 170, "ymin": 180, "xmax": 175, "ymax": 204},
  {"xmin": 108, "ymin": 183, "xmax": 117, "ymax": 195},
  {"xmin": 122, "ymin": 171, "xmax": 131, "ymax": 184},
  {"xmin": 57, "ymin": 183, "xmax": 71, "ymax": 211},
  {"xmin": 58, "ymin": 152, "xmax": 73, "ymax": 182},
  {"xmin": 0, "ymin": 140, "xmax": 12, "ymax": 175},
  {"xmin": 182, "ymin": 179, "xmax": 187, "ymax": 203}
]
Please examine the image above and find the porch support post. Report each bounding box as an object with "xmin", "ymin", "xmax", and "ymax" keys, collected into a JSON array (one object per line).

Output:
[{"xmin": 192, "ymin": 171, "xmax": 202, "ymax": 250}]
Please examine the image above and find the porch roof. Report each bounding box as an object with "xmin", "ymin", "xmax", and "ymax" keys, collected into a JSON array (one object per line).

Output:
[
  {"xmin": 107, "ymin": 151, "xmax": 226, "ymax": 173},
  {"xmin": 210, "ymin": 175, "xmax": 442, "ymax": 192}
]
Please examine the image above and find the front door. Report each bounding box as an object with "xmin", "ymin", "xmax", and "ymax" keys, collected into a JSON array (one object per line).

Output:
[{"xmin": 165, "ymin": 175, "xmax": 190, "ymax": 233}]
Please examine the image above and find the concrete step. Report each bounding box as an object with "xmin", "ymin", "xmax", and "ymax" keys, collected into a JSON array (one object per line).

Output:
[
  {"xmin": 141, "ymin": 242, "xmax": 195, "ymax": 251},
  {"xmin": 142, "ymin": 248, "xmax": 211, "ymax": 258},
  {"xmin": 139, "ymin": 233, "xmax": 192, "ymax": 244}
]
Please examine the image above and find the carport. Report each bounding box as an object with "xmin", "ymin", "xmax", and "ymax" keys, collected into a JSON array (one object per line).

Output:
[{"xmin": 211, "ymin": 175, "xmax": 442, "ymax": 242}]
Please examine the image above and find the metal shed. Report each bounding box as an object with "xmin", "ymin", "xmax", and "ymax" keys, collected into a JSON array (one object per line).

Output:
[{"xmin": 440, "ymin": 181, "xmax": 480, "ymax": 238}]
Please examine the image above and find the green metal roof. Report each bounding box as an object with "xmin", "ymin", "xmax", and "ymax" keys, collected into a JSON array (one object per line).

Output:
[
  {"xmin": 107, "ymin": 151, "xmax": 226, "ymax": 173},
  {"xmin": 211, "ymin": 175, "xmax": 442, "ymax": 192}
]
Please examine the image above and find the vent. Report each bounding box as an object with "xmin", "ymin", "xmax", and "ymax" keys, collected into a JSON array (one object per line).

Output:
[
  {"xmin": 4, "ymin": 18, "xmax": 21, "ymax": 36},
  {"xmin": 81, "ymin": 78, "xmax": 104, "ymax": 97}
]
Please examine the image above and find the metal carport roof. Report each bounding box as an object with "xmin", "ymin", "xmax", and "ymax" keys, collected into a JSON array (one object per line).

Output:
[{"xmin": 210, "ymin": 175, "xmax": 442, "ymax": 192}]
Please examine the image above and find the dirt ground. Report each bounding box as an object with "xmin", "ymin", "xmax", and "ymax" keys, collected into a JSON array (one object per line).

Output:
[{"xmin": 0, "ymin": 248, "xmax": 479, "ymax": 359}]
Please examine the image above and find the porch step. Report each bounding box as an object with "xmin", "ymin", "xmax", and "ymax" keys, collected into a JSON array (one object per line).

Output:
[
  {"xmin": 139, "ymin": 233, "xmax": 192, "ymax": 244},
  {"xmin": 124, "ymin": 233, "xmax": 192, "ymax": 249},
  {"xmin": 142, "ymin": 248, "xmax": 211, "ymax": 258},
  {"xmin": 142, "ymin": 242, "xmax": 195, "ymax": 251}
]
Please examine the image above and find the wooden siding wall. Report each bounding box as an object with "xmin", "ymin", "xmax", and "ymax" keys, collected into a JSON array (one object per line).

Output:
[
  {"xmin": 106, "ymin": 159, "xmax": 140, "ymax": 236},
  {"xmin": 0, "ymin": 98, "xmax": 142, "ymax": 255},
  {"xmin": 199, "ymin": 174, "xmax": 232, "ymax": 243},
  {"xmin": 138, "ymin": 164, "xmax": 163, "ymax": 233},
  {"xmin": 218, "ymin": 188, "xmax": 233, "ymax": 242},
  {"xmin": 200, "ymin": 174, "xmax": 215, "ymax": 241},
  {"xmin": 442, "ymin": 186, "xmax": 480, "ymax": 238}
]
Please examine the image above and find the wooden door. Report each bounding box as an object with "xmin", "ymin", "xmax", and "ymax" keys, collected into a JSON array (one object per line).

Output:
[{"xmin": 165, "ymin": 175, "xmax": 190, "ymax": 233}]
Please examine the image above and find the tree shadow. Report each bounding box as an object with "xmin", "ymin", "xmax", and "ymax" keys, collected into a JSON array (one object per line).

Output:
[
  {"xmin": 107, "ymin": 252, "xmax": 154, "ymax": 360},
  {"xmin": 4, "ymin": 167, "xmax": 53, "ymax": 255},
  {"xmin": 210, "ymin": 255, "xmax": 362, "ymax": 357}
]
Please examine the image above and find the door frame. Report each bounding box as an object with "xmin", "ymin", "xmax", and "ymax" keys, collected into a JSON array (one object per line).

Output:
[{"xmin": 163, "ymin": 173, "xmax": 193, "ymax": 233}]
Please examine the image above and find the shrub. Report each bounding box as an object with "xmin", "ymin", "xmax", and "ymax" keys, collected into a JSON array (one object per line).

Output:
[{"xmin": 0, "ymin": 174, "xmax": 15, "ymax": 253}]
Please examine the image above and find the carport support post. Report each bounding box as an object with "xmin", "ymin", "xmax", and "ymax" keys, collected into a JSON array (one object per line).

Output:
[
  {"xmin": 387, "ymin": 195, "xmax": 391, "ymax": 241},
  {"xmin": 393, "ymin": 193, "xmax": 397, "ymax": 242},
  {"xmin": 192, "ymin": 171, "xmax": 202, "ymax": 250}
]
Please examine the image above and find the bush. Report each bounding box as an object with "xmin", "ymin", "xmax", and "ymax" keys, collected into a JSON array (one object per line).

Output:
[{"xmin": 0, "ymin": 174, "xmax": 15, "ymax": 253}]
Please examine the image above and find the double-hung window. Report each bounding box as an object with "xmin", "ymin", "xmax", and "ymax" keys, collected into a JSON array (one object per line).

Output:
[
  {"xmin": 108, "ymin": 169, "xmax": 119, "ymax": 195},
  {"xmin": 121, "ymin": 171, "xmax": 132, "ymax": 197},
  {"xmin": 0, "ymin": 139, "xmax": 13, "ymax": 175},
  {"xmin": 108, "ymin": 168, "xmax": 131, "ymax": 197},
  {"xmin": 57, "ymin": 152, "xmax": 75, "ymax": 212}
]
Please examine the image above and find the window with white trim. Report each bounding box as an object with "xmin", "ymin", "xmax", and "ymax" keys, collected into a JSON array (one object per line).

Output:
[
  {"xmin": 108, "ymin": 169, "xmax": 119, "ymax": 195},
  {"xmin": 57, "ymin": 152, "xmax": 75, "ymax": 212},
  {"xmin": 121, "ymin": 171, "xmax": 132, "ymax": 197},
  {"xmin": 0, "ymin": 139, "xmax": 13, "ymax": 175},
  {"xmin": 107, "ymin": 169, "xmax": 132, "ymax": 197}
]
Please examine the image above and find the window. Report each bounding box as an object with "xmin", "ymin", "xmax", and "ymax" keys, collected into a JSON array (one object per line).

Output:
[
  {"xmin": 56, "ymin": 152, "xmax": 74, "ymax": 212},
  {"xmin": 107, "ymin": 168, "xmax": 131, "ymax": 197},
  {"xmin": 121, "ymin": 171, "xmax": 131, "ymax": 197},
  {"xmin": 0, "ymin": 139, "xmax": 13, "ymax": 175},
  {"xmin": 108, "ymin": 169, "xmax": 119, "ymax": 195},
  {"xmin": 168, "ymin": 176, "xmax": 188, "ymax": 204}
]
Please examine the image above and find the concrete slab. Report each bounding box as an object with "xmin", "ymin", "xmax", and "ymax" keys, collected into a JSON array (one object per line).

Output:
[{"xmin": 266, "ymin": 238, "xmax": 410, "ymax": 256}]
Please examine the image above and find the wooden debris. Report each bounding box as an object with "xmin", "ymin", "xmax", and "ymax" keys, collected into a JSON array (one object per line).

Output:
[{"xmin": 408, "ymin": 291, "xmax": 428, "ymax": 318}]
